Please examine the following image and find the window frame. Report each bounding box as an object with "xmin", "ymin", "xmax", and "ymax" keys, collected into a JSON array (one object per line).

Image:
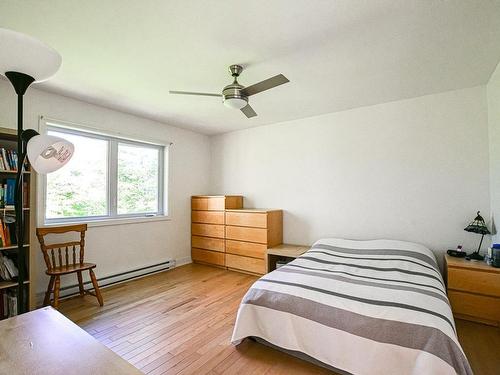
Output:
[{"xmin": 39, "ymin": 118, "xmax": 168, "ymax": 225}]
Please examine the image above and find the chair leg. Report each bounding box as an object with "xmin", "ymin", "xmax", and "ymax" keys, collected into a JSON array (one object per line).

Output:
[
  {"xmin": 44, "ymin": 276, "xmax": 55, "ymax": 306},
  {"xmin": 77, "ymin": 271, "xmax": 85, "ymax": 296},
  {"xmin": 53, "ymin": 276, "xmax": 61, "ymax": 310},
  {"xmin": 89, "ymin": 269, "xmax": 103, "ymax": 306}
]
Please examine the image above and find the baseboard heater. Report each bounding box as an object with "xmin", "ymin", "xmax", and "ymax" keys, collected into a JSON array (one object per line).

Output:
[{"xmin": 56, "ymin": 259, "xmax": 176, "ymax": 299}]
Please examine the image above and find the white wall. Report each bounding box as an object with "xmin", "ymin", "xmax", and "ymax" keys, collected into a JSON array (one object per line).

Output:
[
  {"xmin": 210, "ymin": 86, "xmax": 491, "ymax": 265},
  {"xmin": 488, "ymin": 62, "xmax": 500, "ymax": 243},
  {"xmin": 0, "ymin": 79, "xmax": 211, "ymax": 294}
]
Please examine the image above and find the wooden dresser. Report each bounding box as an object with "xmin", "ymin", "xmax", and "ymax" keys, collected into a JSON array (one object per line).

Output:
[
  {"xmin": 191, "ymin": 195, "xmax": 243, "ymax": 268},
  {"xmin": 444, "ymin": 254, "xmax": 500, "ymax": 326},
  {"xmin": 225, "ymin": 209, "xmax": 283, "ymax": 275}
]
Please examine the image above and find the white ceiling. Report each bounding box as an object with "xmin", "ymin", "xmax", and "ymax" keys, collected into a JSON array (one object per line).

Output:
[{"xmin": 1, "ymin": 0, "xmax": 500, "ymax": 135}]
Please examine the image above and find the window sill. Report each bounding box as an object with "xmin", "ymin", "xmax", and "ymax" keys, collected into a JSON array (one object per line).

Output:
[{"xmin": 42, "ymin": 215, "xmax": 172, "ymax": 228}]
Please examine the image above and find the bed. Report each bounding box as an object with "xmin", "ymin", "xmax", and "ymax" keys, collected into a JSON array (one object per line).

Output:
[{"xmin": 231, "ymin": 238, "xmax": 472, "ymax": 375}]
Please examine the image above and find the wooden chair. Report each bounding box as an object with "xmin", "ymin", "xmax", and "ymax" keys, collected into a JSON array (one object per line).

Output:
[{"xmin": 36, "ymin": 224, "xmax": 103, "ymax": 309}]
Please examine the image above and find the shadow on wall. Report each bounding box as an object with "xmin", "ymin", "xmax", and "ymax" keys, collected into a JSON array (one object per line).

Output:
[
  {"xmin": 489, "ymin": 214, "xmax": 498, "ymax": 246},
  {"xmin": 490, "ymin": 215, "xmax": 497, "ymax": 238}
]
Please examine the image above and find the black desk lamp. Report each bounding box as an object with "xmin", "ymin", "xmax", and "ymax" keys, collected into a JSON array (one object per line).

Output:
[
  {"xmin": 0, "ymin": 28, "xmax": 74, "ymax": 314},
  {"xmin": 464, "ymin": 211, "xmax": 490, "ymax": 261}
]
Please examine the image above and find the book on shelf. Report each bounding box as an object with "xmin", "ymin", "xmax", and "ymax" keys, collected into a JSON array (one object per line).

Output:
[
  {"xmin": 0, "ymin": 250, "xmax": 21, "ymax": 319},
  {"xmin": 5, "ymin": 178, "xmax": 15, "ymax": 206},
  {"xmin": 7, "ymin": 290, "xmax": 17, "ymax": 317},
  {"xmin": 0, "ymin": 289, "xmax": 18, "ymax": 319},
  {"xmin": 0, "ymin": 218, "xmax": 17, "ymax": 248},
  {"xmin": 0, "ymin": 252, "xmax": 18, "ymax": 280},
  {"xmin": 0, "ymin": 147, "xmax": 25, "ymax": 172},
  {"xmin": 0, "ymin": 180, "xmax": 29, "ymax": 209},
  {"xmin": 23, "ymin": 181, "xmax": 29, "ymax": 207}
]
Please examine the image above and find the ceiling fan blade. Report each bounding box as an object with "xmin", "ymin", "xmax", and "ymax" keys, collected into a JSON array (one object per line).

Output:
[
  {"xmin": 241, "ymin": 74, "xmax": 289, "ymax": 96},
  {"xmin": 169, "ymin": 90, "xmax": 222, "ymax": 97},
  {"xmin": 241, "ymin": 104, "xmax": 257, "ymax": 118}
]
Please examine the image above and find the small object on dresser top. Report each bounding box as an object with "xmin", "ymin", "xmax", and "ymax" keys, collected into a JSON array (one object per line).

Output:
[
  {"xmin": 447, "ymin": 245, "xmax": 467, "ymax": 258},
  {"xmin": 447, "ymin": 249, "xmax": 467, "ymax": 258},
  {"xmin": 491, "ymin": 245, "xmax": 500, "ymax": 268}
]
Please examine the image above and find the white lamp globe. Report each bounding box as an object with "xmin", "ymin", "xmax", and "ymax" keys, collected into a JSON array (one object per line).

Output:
[
  {"xmin": 223, "ymin": 97, "xmax": 247, "ymax": 110},
  {"xmin": 0, "ymin": 28, "xmax": 61, "ymax": 81},
  {"xmin": 26, "ymin": 134, "xmax": 74, "ymax": 174}
]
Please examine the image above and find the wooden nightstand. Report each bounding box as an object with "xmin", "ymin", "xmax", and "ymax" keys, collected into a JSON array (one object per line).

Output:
[
  {"xmin": 266, "ymin": 244, "xmax": 309, "ymax": 272},
  {"xmin": 444, "ymin": 254, "xmax": 500, "ymax": 326}
]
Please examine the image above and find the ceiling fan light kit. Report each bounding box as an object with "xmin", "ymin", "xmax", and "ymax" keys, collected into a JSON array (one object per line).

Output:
[
  {"xmin": 170, "ymin": 64, "xmax": 289, "ymax": 118},
  {"xmin": 223, "ymin": 97, "xmax": 247, "ymax": 110}
]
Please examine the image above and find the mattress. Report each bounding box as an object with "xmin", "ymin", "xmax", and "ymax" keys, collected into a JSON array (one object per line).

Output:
[{"xmin": 231, "ymin": 238, "xmax": 472, "ymax": 375}]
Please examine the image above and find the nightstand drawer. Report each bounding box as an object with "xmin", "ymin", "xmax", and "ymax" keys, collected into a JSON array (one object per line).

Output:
[
  {"xmin": 448, "ymin": 290, "xmax": 500, "ymax": 323},
  {"xmin": 191, "ymin": 211, "xmax": 224, "ymax": 225},
  {"xmin": 225, "ymin": 212, "xmax": 267, "ymax": 228},
  {"xmin": 226, "ymin": 240, "xmax": 266, "ymax": 259},
  {"xmin": 192, "ymin": 236, "xmax": 225, "ymax": 252},
  {"xmin": 226, "ymin": 254, "xmax": 265, "ymax": 274},
  {"xmin": 191, "ymin": 223, "xmax": 224, "ymax": 238},
  {"xmin": 226, "ymin": 226, "xmax": 267, "ymax": 244},
  {"xmin": 448, "ymin": 268, "xmax": 500, "ymax": 297},
  {"xmin": 192, "ymin": 248, "xmax": 225, "ymax": 266}
]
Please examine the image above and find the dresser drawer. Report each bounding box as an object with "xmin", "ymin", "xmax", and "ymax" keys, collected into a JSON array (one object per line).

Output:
[
  {"xmin": 191, "ymin": 197, "xmax": 225, "ymax": 211},
  {"xmin": 191, "ymin": 223, "xmax": 224, "ymax": 238},
  {"xmin": 448, "ymin": 290, "xmax": 500, "ymax": 323},
  {"xmin": 225, "ymin": 212, "xmax": 267, "ymax": 228},
  {"xmin": 448, "ymin": 268, "xmax": 500, "ymax": 297},
  {"xmin": 226, "ymin": 226, "xmax": 267, "ymax": 244},
  {"xmin": 191, "ymin": 211, "xmax": 224, "ymax": 225},
  {"xmin": 192, "ymin": 236, "xmax": 224, "ymax": 252},
  {"xmin": 192, "ymin": 248, "xmax": 225, "ymax": 266},
  {"xmin": 225, "ymin": 240, "xmax": 266, "ymax": 259},
  {"xmin": 226, "ymin": 254, "xmax": 265, "ymax": 274}
]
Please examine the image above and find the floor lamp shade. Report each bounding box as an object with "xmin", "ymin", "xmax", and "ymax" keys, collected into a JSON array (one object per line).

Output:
[
  {"xmin": 26, "ymin": 134, "xmax": 74, "ymax": 174},
  {"xmin": 0, "ymin": 28, "xmax": 61, "ymax": 81}
]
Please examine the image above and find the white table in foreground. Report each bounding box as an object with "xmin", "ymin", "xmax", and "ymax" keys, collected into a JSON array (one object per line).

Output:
[{"xmin": 0, "ymin": 306, "xmax": 142, "ymax": 375}]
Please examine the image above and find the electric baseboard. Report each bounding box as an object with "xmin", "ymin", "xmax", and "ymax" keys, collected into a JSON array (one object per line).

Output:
[{"xmin": 36, "ymin": 259, "xmax": 177, "ymax": 306}]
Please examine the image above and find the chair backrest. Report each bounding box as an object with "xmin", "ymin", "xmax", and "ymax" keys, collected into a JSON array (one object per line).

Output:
[{"xmin": 36, "ymin": 224, "xmax": 87, "ymax": 271}]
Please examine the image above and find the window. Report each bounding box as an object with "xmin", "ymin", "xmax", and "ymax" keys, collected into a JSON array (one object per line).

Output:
[
  {"xmin": 44, "ymin": 123, "xmax": 166, "ymax": 223},
  {"xmin": 117, "ymin": 143, "xmax": 160, "ymax": 215}
]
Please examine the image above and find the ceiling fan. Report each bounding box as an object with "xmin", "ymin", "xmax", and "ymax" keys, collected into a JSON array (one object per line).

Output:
[{"xmin": 169, "ymin": 65, "xmax": 289, "ymax": 118}]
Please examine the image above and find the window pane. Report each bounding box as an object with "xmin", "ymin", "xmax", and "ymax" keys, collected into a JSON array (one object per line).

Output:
[
  {"xmin": 117, "ymin": 143, "xmax": 159, "ymax": 214},
  {"xmin": 46, "ymin": 131, "xmax": 108, "ymax": 219}
]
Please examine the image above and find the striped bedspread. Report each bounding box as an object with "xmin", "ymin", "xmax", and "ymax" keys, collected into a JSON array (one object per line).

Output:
[{"xmin": 231, "ymin": 238, "xmax": 472, "ymax": 375}]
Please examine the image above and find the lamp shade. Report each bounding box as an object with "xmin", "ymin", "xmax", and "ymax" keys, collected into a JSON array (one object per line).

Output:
[
  {"xmin": 0, "ymin": 28, "xmax": 61, "ymax": 82},
  {"xmin": 26, "ymin": 134, "xmax": 74, "ymax": 174},
  {"xmin": 464, "ymin": 211, "xmax": 490, "ymax": 235}
]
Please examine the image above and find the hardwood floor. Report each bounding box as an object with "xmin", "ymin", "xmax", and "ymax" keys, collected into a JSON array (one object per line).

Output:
[{"xmin": 58, "ymin": 263, "xmax": 500, "ymax": 375}]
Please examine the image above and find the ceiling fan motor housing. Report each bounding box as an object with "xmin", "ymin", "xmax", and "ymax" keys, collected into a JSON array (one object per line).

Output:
[{"xmin": 222, "ymin": 80, "xmax": 248, "ymax": 109}]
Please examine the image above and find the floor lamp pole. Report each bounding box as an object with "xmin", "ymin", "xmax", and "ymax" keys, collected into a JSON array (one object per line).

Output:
[{"xmin": 6, "ymin": 71, "xmax": 35, "ymax": 315}]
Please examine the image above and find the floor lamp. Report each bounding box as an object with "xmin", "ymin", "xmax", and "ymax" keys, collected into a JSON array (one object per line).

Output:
[{"xmin": 0, "ymin": 28, "xmax": 75, "ymax": 314}]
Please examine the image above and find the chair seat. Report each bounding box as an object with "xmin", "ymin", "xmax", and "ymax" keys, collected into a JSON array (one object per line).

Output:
[{"xmin": 46, "ymin": 262, "xmax": 97, "ymax": 275}]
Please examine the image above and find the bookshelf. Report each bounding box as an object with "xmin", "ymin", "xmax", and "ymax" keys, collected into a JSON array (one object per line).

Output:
[{"xmin": 0, "ymin": 127, "xmax": 36, "ymax": 319}]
